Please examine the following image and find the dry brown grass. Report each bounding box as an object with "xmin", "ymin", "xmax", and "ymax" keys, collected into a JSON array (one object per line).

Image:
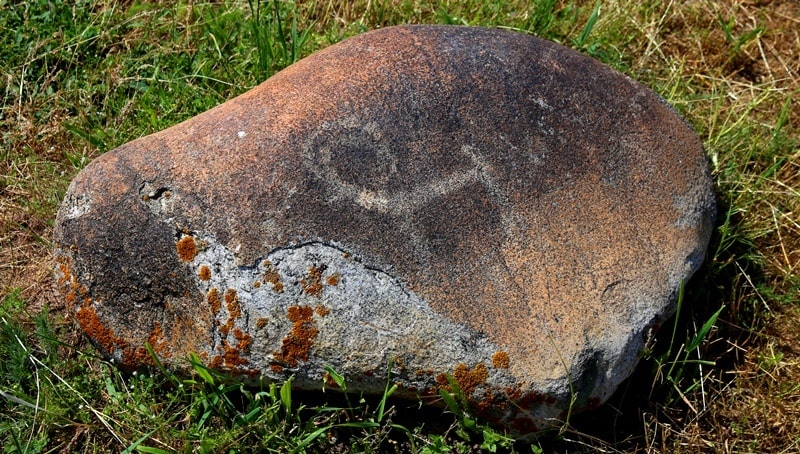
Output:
[{"xmin": 601, "ymin": 1, "xmax": 800, "ymax": 452}]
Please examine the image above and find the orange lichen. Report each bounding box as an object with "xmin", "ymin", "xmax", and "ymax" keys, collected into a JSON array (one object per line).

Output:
[
  {"xmin": 198, "ymin": 265, "xmax": 212, "ymax": 281},
  {"xmin": 56, "ymin": 256, "xmax": 90, "ymax": 311},
  {"xmin": 208, "ymin": 288, "xmax": 222, "ymax": 315},
  {"xmin": 56, "ymin": 261, "xmax": 71, "ymax": 286},
  {"xmin": 326, "ymin": 273, "xmax": 340, "ymax": 286},
  {"xmin": 315, "ymin": 304, "xmax": 330, "ymax": 317},
  {"xmin": 452, "ymin": 363, "xmax": 489, "ymax": 395},
  {"xmin": 301, "ymin": 265, "xmax": 325, "ymax": 296},
  {"xmin": 287, "ymin": 305, "xmax": 313, "ymax": 323},
  {"xmin": 263, "ymin": 265, "xmax": 284, "ymax": 293},
  {"xmin": 56, "ymin": 256, "xmax": 139, "ymax": 362},
  {"xmin": 269, "ymin": 363, "xmax": 284, "ymax": 373},
  {"xmin": 256, "ymin": 317, "xmax": 269, "ymax": 329},
  {"xmin": 224, "ymin": 289, "xmax": 241, "ymax": 320},
  {"xmin": 275, "ymin": 305, "xmax": 318, "ymax": 367},
  {"xmin": 75, "ymin": 305, "xmax": 126, "ymax": 354},
  {"xmin": 147, "ymin": 322, "xmax": 169, "ymax": 358},
  {"xmin": 176, "ymin": 236, "xmax": 198, "ymax": 262},
  {"xmin": 215, "ymin": 339, "xmax": 250, "ymax": 369},
  {"xmin": 124, "ymin": 322, "xmax": 171, "ymax": 368},
  {"xmin": 253, "ymin": 281, "xmax": 261, "ymax": 288},
  {"xmin": 210, "ymin": 355, "xmax": 224, "ymax": 369},
  {"xmin": 233, "ymin": 328, "xmax": 252, "ymax": 352},
  {"xmin": 492, "ymin": 351, "xmax": 510, "ymax": 369},
  {"xmin": 475, "ymin": 389, "xmax": 507, "ymax": 417}
]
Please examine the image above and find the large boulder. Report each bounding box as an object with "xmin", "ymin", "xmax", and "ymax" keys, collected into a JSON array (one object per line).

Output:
[{"xmin": 54, "ymin": 25, "xmax": 715, "ymax": 437}]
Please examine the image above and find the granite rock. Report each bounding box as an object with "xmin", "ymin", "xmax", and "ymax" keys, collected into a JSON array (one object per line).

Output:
[{"xmin": 54, "ymin": 25, "xmax": 715, "ymax": 438}]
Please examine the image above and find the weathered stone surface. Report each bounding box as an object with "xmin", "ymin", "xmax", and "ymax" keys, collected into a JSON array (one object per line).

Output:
[{"xmin": 54, "ymin": 25, "xmax": 715, "ymax": 437}]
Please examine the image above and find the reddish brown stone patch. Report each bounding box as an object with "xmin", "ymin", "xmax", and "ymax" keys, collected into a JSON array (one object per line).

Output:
[
  {"xmin": 518, "ymin": 391, "xmax": 557, "ymax": 409},
  {"xmin": 147, "ymin": 322, "xmax": 169, "ymax": 357},
  {"xmin": 213, "ymin": 339, "xmax": 251, "ymax": 371}
]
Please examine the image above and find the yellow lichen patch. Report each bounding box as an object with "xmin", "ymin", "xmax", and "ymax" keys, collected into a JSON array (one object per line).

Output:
[
  {"xmin": 176, "ymin": 236, "xmax": 198, "ymax": 262},
  {"xmin": 275, "ymin": 305, "xmax": 318, "ymax": 367},
  {"xmin": 198, "ymin": 265, "xmax": 212, "ymax": 281},
  {"xmin": 492, "ymin": 351, "xmax": 510, "ymax": 369}
]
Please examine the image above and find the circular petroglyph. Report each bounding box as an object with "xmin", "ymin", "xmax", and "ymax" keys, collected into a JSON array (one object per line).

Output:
[{"xmin": 302, "ymin": 116, "xmax": 504, "ymax": 216}]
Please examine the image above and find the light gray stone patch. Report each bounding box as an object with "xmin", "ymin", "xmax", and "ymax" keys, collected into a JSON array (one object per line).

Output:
[
  {"xmin": 188, "ymin": 235, "xmax": 517, "ymax": 394},
  {"xmin": 61, "ymin": 191, "xmax": 91, "ymax": 220}
]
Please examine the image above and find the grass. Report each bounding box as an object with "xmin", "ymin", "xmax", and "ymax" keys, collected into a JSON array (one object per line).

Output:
[{"xmin": 2, "ymin": 0, "xmax": 798, "ymax": 452}]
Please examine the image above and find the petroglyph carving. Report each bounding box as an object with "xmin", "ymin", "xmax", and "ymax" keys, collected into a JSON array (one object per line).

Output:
[{"xmin": 303, "ymin": 117, "xmax": 503, "ymax": 215}]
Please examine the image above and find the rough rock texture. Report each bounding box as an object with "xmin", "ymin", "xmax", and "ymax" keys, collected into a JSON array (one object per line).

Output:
[{"xmin": 54, "ymin": 25, "xmax": 715, "ymax": 437}]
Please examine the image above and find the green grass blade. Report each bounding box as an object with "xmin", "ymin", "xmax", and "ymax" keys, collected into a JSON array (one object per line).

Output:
[
  {"xmin": 686, "ymin": 305, "xmax": 725, "ymax": 352},
  {"xmin": 377, "ymin": 359, "xmax": 397, "ymax": 423},
  {"xmin": 280, "ymin": 376, "xmax": 293, "ymax": 415},
  {"xmin": 187, "ymin": 353, "xmax": 230, "ymax": 387},
  {"xmin": 291, "ymin": 425, "xmax": 333, "ymax": 453},
  {"xmin": 576, "ymin": 0, "xmax": 601, "ymax": 47},
  {"xmin": 121, "ymin": 430, "xmax": 158, "ymax": 454},
  {"xmin": 438, "ymin": 387, "xmax": 463, "ymax": 419},
  {"xmin": 135, "ymin": 447, "xmax": 172, "ymax": 454},
  {"xmin": 324, "ymin": 365, "xmax": 347, "ymax": 391}
]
